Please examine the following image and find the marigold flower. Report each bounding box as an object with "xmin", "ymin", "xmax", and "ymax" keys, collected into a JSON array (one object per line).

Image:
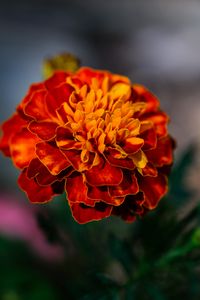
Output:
[{"xmin": 0, "ymin": 67, "xmax": 174, "ymax": 223}]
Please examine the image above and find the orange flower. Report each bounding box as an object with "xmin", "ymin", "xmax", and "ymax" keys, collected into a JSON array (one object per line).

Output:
[{"xmin": 0, "ymin": 67, "xmax": 174, "ymax": 223}]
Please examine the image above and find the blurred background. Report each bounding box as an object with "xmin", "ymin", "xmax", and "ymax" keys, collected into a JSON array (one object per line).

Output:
[{"xmin": 0, "ymin": 0, "xmax": 200, "ymax": 299}]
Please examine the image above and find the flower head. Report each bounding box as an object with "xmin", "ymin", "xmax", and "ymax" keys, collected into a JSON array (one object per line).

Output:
[{"xmin": 0, "ymin": 67, "xmax": 174, "ymax": 223}]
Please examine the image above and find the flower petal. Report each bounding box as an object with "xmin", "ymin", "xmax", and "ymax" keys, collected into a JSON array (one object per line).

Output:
[
  {"xmin": 70, "ymin": 202, "xmax": 112, "ymax": 224},
  {"xmin": 133, "ymin": 84, "xmax": 159, "ymax": 113},
  {"xmin": 29, "ymin": 121, "xmax": 58, "ymax": 140},
  {"xmin": 18, "ymin": 169, "xmax": 54, "ymax": 203},
  {"xmin": 140, "ymin": 127, "xmax": 157, "ymax": 150},
  {"xmin": 105, "ymin": 147, "xmax": 135, "ymax": 169},
  {"xmin": 10, "ymin": 128, "xmax": 40, "ymax": 169},
  {"xmin": 0, "ymin": 114, "xmax": 27, "ymax": 156},
  {"xmin": 112, "ymin": 192, "xmax": 144, "ymax": 222},
  {"xmin": 24, "ymin": 90, "xmax": 49, "ymax": 121},
  {"xmin": 36, "ymin": 142, "xmax": 71, "ymax": 175},
  {"xmin": 76, "ymin": 67, "xmax": 107, "ymax": 86},
  {"xmin": 27, "ymin": 158, "xmax": 58, "ymax": 185},
  {"xmin": 56, "ymin": 126, "xmax": 81, "ymax": 150},
  {"xmin": 146, "ymin": 136, "xmax": 173, "ymax": 167},
  {"xmin": 17, "ymin": 83, "xmax": 45, "ymax": 119},
  {"xmin": 123, "ymin": 137, "xmax": 144, "ymax": 154},
  {"xmin": 139, "ymin": 162, "xmax": 158, "ymax": 177},
  {"xmin": 131, "ymin": 150, "xmax": 147, "ymax": 169},
  {"xmin": 139, "ymin": 173, "xmax": 167, "ymax": 209},
  {"xmin": 66, "ymin": 173, "xmax": 95, "ymax": 206},
  {"xmin": 45, "ymin": 83, "xmax": 74, "ymax": 118},
  {"xmin": 87, "ymin": 185, "xmax": 124, "ymax": 206},
  {"xmin": 44, "ymin": 71, "xmax": 69, "ymax": 90},
  {"xmin": 62, "ymin": 149, "xmax": 89, "ymax": 171},
  {"xmin": 28, "ymin": 158, "xmax": 73, "ymax": 186},
  {"xmin": 85, "ymin": 159, "xmax": 123, "ymax": 186},
  {"xmin": 109, "ymin": 172, "xmax": 139, "ymax": 197},
  {"xmin": 142, "ymin": 112, "xmax": 168, "ymax": 137}
]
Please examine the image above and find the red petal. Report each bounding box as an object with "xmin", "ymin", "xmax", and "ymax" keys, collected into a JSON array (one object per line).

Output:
[
  {"xmin": 27, "ymin": 158, "xmax": 58, "ymax": 185},
  {"xmin": 18, "ymin": 169, "xmax": 54, "ymax": 203},
  {"xmin": 29, "ymin": 121, "xmax": 58, "ymax": 140},
  {"xmin": 139, "ymin": 173, "xmax": 168, "ymax": 209},
  {"xmin": 70, "ymin": 202, "xmax": 112, "ymax": 224},
  {"xmin": 112, "ymin": 192, "xmax": 144, "ymax": 222},
  {"xmin": 36, "ymin": 142, "xmax": 71, "ymax": 175},
  {"xmin": 123, "ymin": 137, "xmax": 144, "ymax": 154},
  {"xmin": 56, "ymin": 127, "xmax": 81, "ymax": 150},
  {"xmin": 140, "ymin": 163, "xmax": 158, "ymax": 177},
  {"xmin": 0, "ymin": 114, "xmax": 27, "ymax": 156},
  {"xmin": 45, "ymin": 83, "xmax": 74, "ymax": 118},
  {"xmin": 24, "ymin": 90, "xmax": 50, "ymax": 121},
  {"xmin": 105, "ymin": 147, "xmax": 135, "ymax": 169},
  {"xmin": 10, "ymin": 128, "xmax": 40, "ymax": 169},
  {"xmin": 44, "ymin": 71, "xmax": 69, "ymax": 90},
  {"xmin": 109, "ymin": 172, "xmax": 139, "ymax": 197},
  {"xmin": 28, "ymin": 157, "xmax": 73, "ymax": 186},
  {"xmin": 133, "ymin": 84, "xmax": 159, "ymax": 113},
  {"xmin": 88, "ymin": 185, "xmax": 124, "ymax": 206},
  {"xmin": 140, "ymin": 127, "xmax": 157, "ymax": 150},
  {"xmin": 146, "ymin": 136, "xmax": 173, "ymax": 167},
  {"xmin": 17, "ymin": 83, "xmax": 45, "ymax": 119},
  {"xmin": 66, "ymin": 173, "xmax": 95, "ymax": 206},
  {"xmin": 76, "ymin": 67, "xmax": 106, "ymax": 86},
  {"xmin": 142, "ymin": 112, "xmax": 168, "ymax": 137},
  {"xmin": 85, "ymin": 159, "xmax": 123, "ymax": 186},
  {"xmin": 62, "ymin": 149, "xmax": 88, "ymax": 171}
]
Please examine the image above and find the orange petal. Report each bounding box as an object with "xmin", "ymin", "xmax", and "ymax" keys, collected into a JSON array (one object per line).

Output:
[
  {"xmin": 109, "ymin": 172, "xmax": 139, "ymax": 197},
  {"xmin": 18, "ymin": 169, "xmax": 54, "ymax": 203},
  {"xmin": 70, "ymin": 202, "xmax": 112, "ymax": 224},
  {"xmin": 10, "ymin": 128, "xmax": 40, "ymax": 169},
  {"xmin": 146, "ymin": 136, "xmax": 173, "ymax": 167},
  {"xmin": 66, "ymin": 173, "xmax": 95, "ymax": 206},
  {"xmin": 123, "ymin": 137, "xmax": 144, "ymax": 154},
  {"xmin": 29, "ymin": 121, "xmax": 58, "ymax": 140},
  {"xmin": 88, "ymin": 185, "xmax": 124, "ymax": 206},
  {"xmin": 36, "ymin": 142, "xmax": 71, "ymax": 175},
  {"xmin": 0, "ymin": 114, "xmax": 27, "ymax": 156},
  {"xmin": 139, "ymin": 173, "xmax": 167, "ymax": 209},
  {"xmin": 85, "ymin": 159, "xmax": 123, "ymax": 186}
]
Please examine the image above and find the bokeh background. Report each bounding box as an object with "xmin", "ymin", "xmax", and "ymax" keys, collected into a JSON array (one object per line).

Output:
[{"xmin": 1, "ymin": 0, "xmax": 200, "ymax": 299}]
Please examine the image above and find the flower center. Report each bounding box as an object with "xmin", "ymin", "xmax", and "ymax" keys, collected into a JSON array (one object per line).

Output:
[{"xmin": 57, "ymin": 76, "xmax": 149, "ymax": 169}]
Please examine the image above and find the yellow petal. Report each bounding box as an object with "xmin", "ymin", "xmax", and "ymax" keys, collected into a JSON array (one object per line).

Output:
[
  {"xmin": 131, "ymin": 150, "xmax": 147, "ymax": 169},
  {"xmin": 110, "ymin": 83, "xmax": 131, "ymax": 101}
]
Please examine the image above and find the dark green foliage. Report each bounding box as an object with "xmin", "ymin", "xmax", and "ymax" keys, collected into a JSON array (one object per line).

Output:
[{"xmin": 0, "ymin": 145, "xmax": 200, "ymax": 300}]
